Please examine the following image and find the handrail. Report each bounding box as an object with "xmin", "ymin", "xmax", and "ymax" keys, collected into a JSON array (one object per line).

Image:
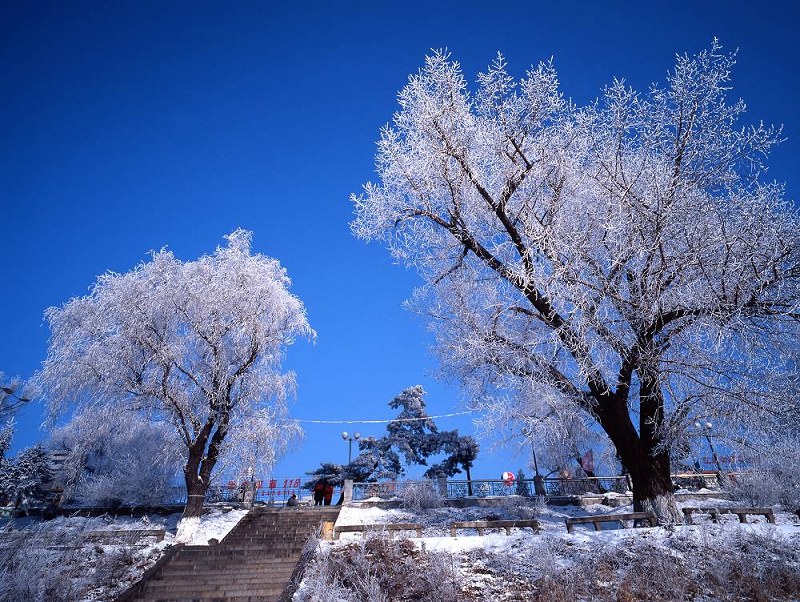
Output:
[{"xmin": 351, "ymin": 473, "xmax": 730, "ymax": 501}]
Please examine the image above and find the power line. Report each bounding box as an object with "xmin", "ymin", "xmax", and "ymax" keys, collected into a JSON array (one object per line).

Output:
[{"xmin": 291, "ymin": 410, "xmax": 474, "ymax": 425}]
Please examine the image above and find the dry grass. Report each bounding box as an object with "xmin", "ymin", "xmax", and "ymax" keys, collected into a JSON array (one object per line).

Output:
[{"xmin": 297, "ymin": 525, "xmax": 800, "ymax": 602}]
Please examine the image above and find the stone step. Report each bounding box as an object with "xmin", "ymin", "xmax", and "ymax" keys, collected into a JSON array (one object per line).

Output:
[
  {"xmin": 178, "ymin": 543, "xmax": 305, "ymax": 553},
  {"xmin": 124, "ymin": 506, "xmax": 339, "ymax": 602},
  {"xmin": 152, "ymin": 574, "xmax": 295, "ymax": 585},
  {"xmin": 145, "ymin": 578, "xmax": 290, "ymax": 590},
  {"xmin": 157, "ymin": 567, "xmax": 297, "ymax": 579},
  {"xmin": 173, "ymin": 549, "xmax": 304, "ymax": 558},
  {"xmin": 136, "ymin": 593, "xmax": 280, "ymax": 602},
  {"xmin": 138, "ymin": 592, "xmax": 285, "ymax": 601},
  {"xmin": 165, "ymin": 561, "xmax": 299, "ymax": 569},
  {"xmin": 134, "ymin": 582, "xmax": 289, "ymax": 598},
  {"xmin": 159, "ymin": 562, "xmax": 297, "ymax": 575},
  {"xmin": 178, "ymin": 544, "xmax": 304, "ymax": 554}
]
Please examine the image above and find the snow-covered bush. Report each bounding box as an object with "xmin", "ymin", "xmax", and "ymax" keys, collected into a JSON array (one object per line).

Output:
[
  {"xmin": 50, "ymin": 406, "xmax": 182, "ymax": 507},
  {"xmin": 496, "ymin": 494, "xmax": 546, "ymax": 520},
  {"xmin": 296, "ymin": 533, "xmax": 462, "ymax": 602},
  {"xmin": 725, "ymin": 440, "xmax": 800, "ymax": 511},
  {"xmin": 457, "ymin": 525, "xmax": 800, "ymax": 601},
  {"xmin": 399, "ymin": 480, "xmax": 441, "ymax": 512},
  {"xmin": 0, "ymin": 524, "xmax": 148, "ymax": 602},
  {"xmin": 0, "ymin": 445, "xmax": 52, "ymax": 511}
]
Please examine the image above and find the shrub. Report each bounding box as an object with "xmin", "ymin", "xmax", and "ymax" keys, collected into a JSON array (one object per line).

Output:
[
  {"xmin": 725, "ymin": 440, "xmax": 800, "ymax": 511},
  {"xmin": 399, "ymin": 480, "xmax": 441, "ymax": 512},
  {"xmin": 297, "ymin": 532, "xmax": 461, "ymax": 601},
  {"xmin": 496, "ymin": 493, "xmax": 546, "ymax": 520}
]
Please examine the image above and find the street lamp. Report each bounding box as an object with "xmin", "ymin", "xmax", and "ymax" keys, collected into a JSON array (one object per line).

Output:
[
  {"xmin": 341, "ymin": 431, "xmax": 361, "ymax": 463},
  {"xmin": 522, "ymin": 424, "xmax": 546, "ymax": 496},
  {"xmin": 696, "ymin": 422, "xmax": 722, "ymax": 472}
]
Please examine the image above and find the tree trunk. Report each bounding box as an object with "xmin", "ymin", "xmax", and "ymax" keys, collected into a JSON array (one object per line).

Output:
[
  {"xmin": 626, "ymin": 448, "xmax": 679, "ymax": 522},
  {"xmin": 183, "ymin": 474, "xmax": 208, "ymax": 519},
  {"xmin": 182, "ymin": 448, "xmax": 209, "ymax": 519},
  {"xmin": 595, "ymin": 392, "xmax": 682, "ymax": 524},
  {"xmin": 636, "ymin": 361, "xmax": 682, "ymax": 523},
  {"xmin": 180, "ymin": 409, "xmax": 229, "ymax": 519}
]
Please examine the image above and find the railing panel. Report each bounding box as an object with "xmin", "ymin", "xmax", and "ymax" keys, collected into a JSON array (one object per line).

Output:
[
  {"xmin": 329, "ymin": 473, "xmax": 729, "ymax": 503},
  {"xmin": 446, "ymin": 479, "xmax": 520, "ymax": 498},
  {"xmin": 352, "ymin": 480, "xmax": 431, "ymax": 501}
]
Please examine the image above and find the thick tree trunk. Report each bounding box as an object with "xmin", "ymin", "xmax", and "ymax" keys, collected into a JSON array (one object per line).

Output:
[
  {"xmin": 180, "ymin": 408, "xmax": 230, "ymax": 519},
  {"xmin": 635, "ymin": 362, "xmax": 682, "ymax": 523},
  {"xmin": 183, "ymin": 475, "xmax": 208, "ymax": 518},
  {"xmin": 626, "ymin": 446, "xmax": 679, "ymax": 522},
  {"xmin": 182, "ymin": 448, "xmax": 209, "ymax": 519},
  {"xmin": 595, "ymin": 392, "xmax": 682, "ymax": 524}
]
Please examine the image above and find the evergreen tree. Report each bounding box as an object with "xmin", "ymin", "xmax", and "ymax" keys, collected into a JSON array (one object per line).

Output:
[
  {"xmin": 355, "ymin": 386, "xmax": 479, "ymax": 480},
  {"xmin": 0, "ymin": 445, "xmax": 53, "ymax": 511},
  {"xmin": 0, "ymin": 424, "xmax": 10, "ymax": 463}
]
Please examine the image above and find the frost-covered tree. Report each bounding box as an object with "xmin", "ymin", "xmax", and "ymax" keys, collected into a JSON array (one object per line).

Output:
[
  {"xmin": 352, "ymin": 43, "xmax": 799, "ymax": 521},
  {"xmin": 0, "ymin": 373, "xmax": 32, "ymax": 464},
  {"xmin": 303, "ymin": 462, "xmax": 345, "ymax": 489},
  {"xmin": 424, "ymin": 430, "xmax": 478, "ymax": 480},
  {"xmin": 0, "ymin": 428, "xmax": 10, "ymax": 467},
  {"xmin": 0, "ymin": 375, "xmax": 44, "ymax": 511},
  {"xmin": 361, "ymin": 386, "xmax": 443, "ymax": 476},
  {"xmin": 301, "ymin": 461, "xmax": 372, "ymax": 491},
  {"xmin": 1, "ymin": 373, "xmax": 32, "ymax": 420},
  {"xmin": 50, "ymin": 405, "xmax": 183, "ymax": 507},
  {"xmin": 0, "ymin": 445, "xmax": 52, "ymax": 512},
  {"xmin": 36, "ymin": 230, "xmax": 312, "ymax": 518},
  {"xmin": 356, "ymin": 385, "xmax": 479, "ymax": 481}
]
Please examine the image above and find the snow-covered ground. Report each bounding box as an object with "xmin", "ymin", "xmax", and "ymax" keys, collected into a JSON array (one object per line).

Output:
[
  {"xmin": 295, "ymin": 498, "xmax": 800, "ymax": 601},
  {"xmin": 0, "ymin": 506, "xmax": 247, "ymax": 602},
  {"xmin": 3, "ymin": 499, "xmax": 799, "ymax": 601}
]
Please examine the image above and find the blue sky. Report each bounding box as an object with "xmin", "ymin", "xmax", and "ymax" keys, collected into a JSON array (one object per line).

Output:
[{"xmin": 2, "ymin": 1, "xmax": 797, "ymax": 482}]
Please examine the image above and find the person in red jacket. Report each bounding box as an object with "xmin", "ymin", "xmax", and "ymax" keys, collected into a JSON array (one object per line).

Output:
[
  {"xmin": 323, "ymin": 482, "xmax": 334, "ymax": 506},
  {"xmin": 313, "ymin": 481, "xmax": 325, "ymax": 506}
]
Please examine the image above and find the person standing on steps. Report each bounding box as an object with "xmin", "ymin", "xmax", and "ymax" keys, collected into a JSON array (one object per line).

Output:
[
  {"xmin": 323, "ymin": 482, "xmax": 334, "ymax": 506},
  {"xmin": 313, "ymin": 480, "xmax": 325, "ymax": 506}
]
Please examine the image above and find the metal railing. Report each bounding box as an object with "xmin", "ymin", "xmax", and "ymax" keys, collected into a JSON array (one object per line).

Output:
[
  {"xmin": 353, "ymin": 476, "xmax": 637, "ymax": 501},
  {"xmin": 352, "ymin": 480, "xmax": 428, "ymax": 502},
  {"xmin": 352, "ymin": 477, "xmax": 633, "ymax": 501},
  {"xmin": 540, "ymin": 476, "xmax": 630, "ymax": 496},
  {"xmin": 447, "ymin": 479, "xmax": 520, "ymax": 498},
  {"xmin": 166, "ymin": 472, "xmax": 726, "ymax": 505},
  {"xmin": 447, "ymin": 477, "xmax": 631, "ymax": 498},
  {"xmin": 168, "ymin": 482, "xmax": 306, "ymax": 505}
]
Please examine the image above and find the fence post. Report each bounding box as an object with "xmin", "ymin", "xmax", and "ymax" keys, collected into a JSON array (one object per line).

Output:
[
  {"xmin": 343, "ymin": 479, "xmax": 353, "ymax": 505},
  {"xmin": 243, "ymin": 482, "xmax": 256, "ymax": 508},
  {"xmin": 437, "ymin": 476, "xmax": 448, "ymax": 498}
]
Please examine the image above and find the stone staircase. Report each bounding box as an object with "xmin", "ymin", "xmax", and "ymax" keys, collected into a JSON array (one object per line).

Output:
[{"xmin": 123, "ymin": 506, "xmax": 340, "ymax": 602}]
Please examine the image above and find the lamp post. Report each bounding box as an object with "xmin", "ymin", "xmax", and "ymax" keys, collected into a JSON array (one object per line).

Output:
[
  {"xmin": 522, "ymin": 425, "xmax": 546, "ymax": 496},
  {"xmin": 696, "ymin": 422, "xmax": 722, "ymax": 472},
  {"xmin": 341, "ymin": 431, "xmax": 361, "ymax": 464}
]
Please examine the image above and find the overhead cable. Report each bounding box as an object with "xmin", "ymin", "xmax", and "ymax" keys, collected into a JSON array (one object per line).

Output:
[{"xmin": 291, "ymin": 410, "xmax": 474, "ymax": 424}]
